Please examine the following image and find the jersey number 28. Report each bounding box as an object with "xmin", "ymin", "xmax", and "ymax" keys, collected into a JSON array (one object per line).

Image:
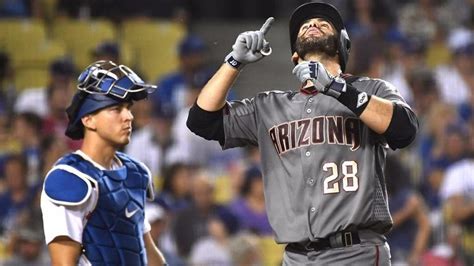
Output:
[{"xmin": 323, "ymin": 161, "xmax": 358, "ymax": 194}]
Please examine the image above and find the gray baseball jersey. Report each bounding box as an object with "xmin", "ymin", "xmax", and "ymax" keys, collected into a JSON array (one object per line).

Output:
[{"xmin": 222, "ymin": 77, "xmax": 411, "ymax": 244}]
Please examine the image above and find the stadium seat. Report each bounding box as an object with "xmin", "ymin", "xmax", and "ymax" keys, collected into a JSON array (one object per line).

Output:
[
  {"xmin": 121, "ymin": 19, "xmax": 186, "ymax": 81},
  {"xmin": 10, "ymin": 40, "xmax": 66, "ymax": 70},
  {"xmin": 0, "ymin": 19, "xmax": 46, "ymax": 52},
  {"xmin": 51, "ymin": 19, "xmax": 117, "ymax": 68},
  {"xmin": 14, "ymin": 68, "xmax": 49, "ymax": 91},
  {"xmin": 259, "ymin": 236, "xmax": 284, "ymax": 265},
  {"xmin": 213, "ymin": 175, "xmax": 234, "ymax": 204}
]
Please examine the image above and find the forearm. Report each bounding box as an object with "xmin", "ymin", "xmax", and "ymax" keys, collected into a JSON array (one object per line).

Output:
[
  {"xmin": 48, "ymin": 236, "xmax": 82, "ymax": 266},
  {"xmin": 196, "ymin": 63, "xmax": 240, "ymax": 111},
  {"xmin": 392, "ymin": 208, "xmax": 413, "ymax": 227},
  {"xmin": 349, "ymin": 92, "xmax": 417, "ymax": 149},
  {"xmin": 411, "ymin": 202, "xmax": 431, "ymax": 258},
  {"xmin": 449, "ymin": 198, "xmax": 474, "ymax": 223},
  {"xmin": 359, "ymin": 96, "xmax": 393, "ymax": 134},
  {"xmin": 144, "ymin": 232, "xmax": 166, "ymax": 266},
  {"xmin": 392, "ymin": 196, "xmax": 417, "ymax": 227}
]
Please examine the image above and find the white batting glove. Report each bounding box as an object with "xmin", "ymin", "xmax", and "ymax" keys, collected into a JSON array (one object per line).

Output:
[{"xmin": 225, "ymin": 17, "xmax": 274, "ymax": 70}]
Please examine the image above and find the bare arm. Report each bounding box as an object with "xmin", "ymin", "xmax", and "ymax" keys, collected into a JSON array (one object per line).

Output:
[
  {"xmin": 48, "ymin": 236, "xmax": 82, "ymax": 266},
  {"xmin": 391, "ymin": 194, "xmax": 418, "ymax": 227},
  {"xmin": 359, "ymin": 96, "xmax": 393, "ymax": 134},
  {"xmin": 409, "ymin": 195, "xmax": 431, "ymax": 265},
  {"xmin": 144, "ymin": 232, "xmax": 166, "ymax": 266},
  {"xmin": 196, "ymin": 64, "xmax": 240, "ymax": 111},
  {"xmin": 391, "ymin": 194, "xmax": 431, "ymax": 265}
]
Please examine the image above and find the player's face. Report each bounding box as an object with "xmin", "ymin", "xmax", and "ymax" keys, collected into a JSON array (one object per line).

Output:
[
  {"xmin": 92, "ymin": 102, "xmax": 134, "ymax": 147},
  {"xmin": 295, "ymin": 18, "xmax": 338, "ymax": 60}
]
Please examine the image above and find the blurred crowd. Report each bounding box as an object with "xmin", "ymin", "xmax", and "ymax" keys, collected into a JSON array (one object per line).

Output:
[{"xmin": 0, "ymin": 0, "xmax": 473, "ymax": 265}]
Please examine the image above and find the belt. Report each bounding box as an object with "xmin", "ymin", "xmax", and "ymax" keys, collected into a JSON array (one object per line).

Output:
[{"xmin": 285, "ymin": 231, "xmax": 361, "ymax": 255}]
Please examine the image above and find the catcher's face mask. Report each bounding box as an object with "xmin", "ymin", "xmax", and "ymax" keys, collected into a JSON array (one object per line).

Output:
[
  {"xmin": 77, "ymin": 60, "xmax": 156, "ymax": 100},
  {"xmin": 65, "ymin": 60, "xmax": 156, "ymax": 139}
]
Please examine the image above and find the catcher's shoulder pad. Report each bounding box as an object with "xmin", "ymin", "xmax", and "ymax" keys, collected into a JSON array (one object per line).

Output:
[{"xmin": 44, "ymin": 164, "xmax": 96, "ymax": 206}]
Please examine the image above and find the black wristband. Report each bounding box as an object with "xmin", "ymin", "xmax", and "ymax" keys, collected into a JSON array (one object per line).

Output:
[
  {"xmin": 336, "ymin": 85, "xmax": 371, "ymax": 116},
  {"xmin": 225, "ymin": 55, "xmax": 243, "ymax": 70}
]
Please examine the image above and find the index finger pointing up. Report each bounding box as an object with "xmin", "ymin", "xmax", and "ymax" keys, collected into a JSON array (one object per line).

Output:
[{"xmin": 259, "ymin": 17, "xmax": 275, "ymax": 35}]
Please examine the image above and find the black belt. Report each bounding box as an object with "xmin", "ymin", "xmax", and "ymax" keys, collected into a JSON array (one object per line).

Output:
[{"xmin": 285, "ymin": 231, "xmax": 361, "ymax": 255}]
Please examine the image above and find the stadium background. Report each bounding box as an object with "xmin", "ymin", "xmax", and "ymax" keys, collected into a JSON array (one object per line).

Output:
[{"xmin": 0, "ymin": 0, "xmax": 473, "ymax": 265}]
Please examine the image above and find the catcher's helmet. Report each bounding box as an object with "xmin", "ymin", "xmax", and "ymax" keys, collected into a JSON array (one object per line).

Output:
[
  {"xmin": 289, "ymin": 2, "xmax": 351, "ymax": 72},
  {"xmin": 65, "ymin": 60, "xmax": 156, "ymax": 140}
]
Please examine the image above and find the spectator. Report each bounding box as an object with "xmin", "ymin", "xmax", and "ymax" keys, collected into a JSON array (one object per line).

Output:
[
  {"xmin": 345, "ymin": 0, "xmax": 396, "ymax": 38},
  {"xmin": 41, "ymin": 60, "xmax": 77, "ymax": 144},
  {"xmin": 11, "ymin": 112, "xmax": 43, "ymax": 185},
  {"xmin": 385, "ymin": 155, "xmax": 431, "ymax": 265},
  {"xmin": 126, "ymin": 101, "xmax": 182, "ymax": 178},
  {"xmin": 419, "ymin": 124, "xmax": 467, "ymax": 217},
  {"xmin": 420, "ymin": 224, "xmax": 464, "ymax": 266},
  {"xmin": 14, "ymin": 58, "xmax": 79, "ymax": 149},
  {"xmin": 189, "ymin": 217, "xmax": 232, "ymax": 266},
  {"xmin": 421, "ymin": 165, "xmax": 444, "ymax": 220},
  {"xmin": 430, "ymin": 125, "xmax": 469, "ymax": 169},
  {"xmin": 92, "ymin": 41, "xmax": 121, "ymax": 63},
  {"xmin": 155, "ymin": 163, "xmax": 192, "ymax": 213},
  {"xmin": 172, "ymin": 171, "xmax": 238, "ymax": 258},
  {"xmin": 398, "ymin": 0, "xmax": 448, "ymax": 43},
  {"xmin": 229, "ymin": 166, "xmax": 273, "ymax": 235},
  {"xmin": 418, "ymin": 102, "xmax": 458, "ymax": 175},
  {"xmin": 435, "ymin": 40, "xmax": 474, "ymax": 106},
  {"xmin": 145, "ymin": 202, "xmax": 184, "ymax": 266},
  {"xmin": 39, "ymin": 136, "xmax": 69, "ymax": 178},
  {"xmin": 455, "ymin": 42, "xmax": 474, "ymax": 124},
  {"xmin": 14, "ymin": 57, "xmax": 76, "ymax": 118},
  {"xmin": 171, "ymin": 69, "xmax": 242, "ymax": 168},
  {"xmin": 0, "ymin": 154, "xmax": 36, "ymax": 237},
  {"xmin": 0, "ymin": 52, "xmax": 16, "ymax": 117},
  {"xmin": 228, "ymin": 233, "xmax": 262, "ymax": 266},
  {"xmin": 0, "ymin": 0, "xmax": 37, "ymax": 18},
  {"xmin": 152, "ymin": 34, "xmax": 209, "ymax": 115},
  {"xmin": 440, "ymin": 155, "xmax": 474, "ymax": 265},
  {"xmin": 382, "ymin": 38, "xmax": 428, "ymax": 106},
  {"xmin": 406, "ymin": 68, "xmax": 440, "ymax": 118},
  {"xmin": 3, "ymin": 225, "xmax": 49, "ymax": 266}
]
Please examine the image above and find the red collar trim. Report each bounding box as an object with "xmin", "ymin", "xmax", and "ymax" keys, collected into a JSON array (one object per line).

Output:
[{"xmin": 300, "ymin": 86, "xmax": 319, "ymax": 95}]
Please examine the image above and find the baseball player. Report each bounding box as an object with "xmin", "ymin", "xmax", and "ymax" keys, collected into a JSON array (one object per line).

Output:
[
  {"xmin": 40, "ymin": 61, "xmax": 166, "ymax": 265},
  {"xmin": 187, "ymin": 2, "xmax": 418, "ymax": 265}
]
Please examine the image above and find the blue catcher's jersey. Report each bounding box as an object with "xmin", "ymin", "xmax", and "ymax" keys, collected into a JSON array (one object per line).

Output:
[{"xmin": 44, "ymin": 152, "xmax": 153, "ymax": 265}]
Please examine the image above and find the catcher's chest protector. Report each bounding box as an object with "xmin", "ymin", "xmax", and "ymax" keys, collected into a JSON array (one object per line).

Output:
[{"xmin": 59, "ymin": 153, "xmax": 149, "ymax": 265}]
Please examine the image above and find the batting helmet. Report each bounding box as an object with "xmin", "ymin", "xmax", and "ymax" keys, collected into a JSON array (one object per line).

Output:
[
  {"xmin": 65, "ymin": 60, "xmax": 156, "ymax": 140},
  {"xmin": 289, "ymin": 2, "xmax": 351, "ymax": 72}
]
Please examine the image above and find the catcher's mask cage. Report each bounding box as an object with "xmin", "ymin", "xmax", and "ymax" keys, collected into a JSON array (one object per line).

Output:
[
  {"xmin": 65, "ymin": 60, "xmax": 156, "ymax": 140},
  {"xmin": 77, "ymin": 60, "xmax": 156, "ymax": 99}
]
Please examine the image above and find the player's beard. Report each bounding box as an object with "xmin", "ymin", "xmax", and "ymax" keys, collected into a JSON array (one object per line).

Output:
[{"xmin": 294, "ymin": 33, "xmax": 338, "ymax": 60}]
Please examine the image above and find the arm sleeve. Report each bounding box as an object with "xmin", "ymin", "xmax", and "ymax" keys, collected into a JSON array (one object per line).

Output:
[
  {"xmin": 186, "ymin": 103, "xmax": 225, "ymax": 145},
  {"xmin": 383, "ymin": 103, "xmax": 419, "ymax": 149},
  {"xmin": 40, "ymin": 189, "xmax": 97, "ymax": 245},
  {"xmin": 371, "ymin": 80, "xmax": 419, "ymax": 149},
  {"xmin": 186, "ymin": 97, "xmax": 259, "ymax": 149}
]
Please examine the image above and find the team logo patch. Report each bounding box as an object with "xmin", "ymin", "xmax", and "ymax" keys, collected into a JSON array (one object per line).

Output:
[{"xmin": 357, "ymin": 92, "xmax": 368, "ymax": 108}]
